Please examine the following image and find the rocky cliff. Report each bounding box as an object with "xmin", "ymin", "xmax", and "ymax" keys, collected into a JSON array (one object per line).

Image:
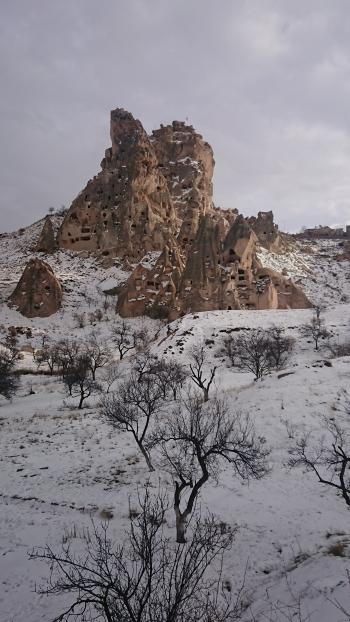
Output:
[{"xmin": 57, "ymin": 107, "xmax": 311, "ymax": 318}]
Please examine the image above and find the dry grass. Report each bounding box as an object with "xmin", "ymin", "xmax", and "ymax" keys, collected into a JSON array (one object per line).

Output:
[{"xmin": 328, "ymin": 541, "xmax": 347, "ymax": 557}]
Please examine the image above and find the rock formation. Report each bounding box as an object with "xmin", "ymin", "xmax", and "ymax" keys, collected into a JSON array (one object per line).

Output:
[
  {"xmin": 8, "ymin": 258, "xmax": 62, "ymax": 318},
  {"xmin": 36, "ymin": 216, "xmax": 57, "ymax": 253},
  {"xmin": 58, "ymin": 109, "xmax": 178, "ymax": 260},
  {"xmin": 117, "ymin": 213, "xmax": 312, "ymax": 318},
  {"xmin": 150, "ymin": 121, "xmax": 214, "ymax": 247},
  {"xmin": 57, "ymin": 106, "xmax": 311, "ymax": 318},
  {"xmin": 247, "ymin": 211, "xmax": 280, "ymax": 250}
]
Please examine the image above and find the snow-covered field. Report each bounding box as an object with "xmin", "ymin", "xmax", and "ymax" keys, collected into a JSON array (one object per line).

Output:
[{"xmin": 1, "ymin": 220, "xmax": 350, "ymax": 621}]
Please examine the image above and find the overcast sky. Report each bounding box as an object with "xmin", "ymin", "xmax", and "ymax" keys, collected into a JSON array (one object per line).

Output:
[{"xmin": 1, "ymin": 0, "xmax": 350, "ymax": 233}]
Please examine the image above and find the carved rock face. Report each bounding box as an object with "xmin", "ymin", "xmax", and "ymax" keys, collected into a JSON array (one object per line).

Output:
[
  {"xmin": 56, "ymin": 106, "xmax": 311, "ymax": 318},
  {"xmin": 8, "ymin": 258, "xmax": 62, "ymax": 318},
  {"xmin": 150, "ymin": 121, "xmax": 215, "ymax": 248},
  {"xmin": 57, "ymin": 109, "xmax": 178, "ymax": 261},
  {"xmin": 117, "ymin": 213, "xmax": 312, "ymax": 318},
  {"xmin": 247, "ymin": 211, "xmax": 280, "ymax": 250}
]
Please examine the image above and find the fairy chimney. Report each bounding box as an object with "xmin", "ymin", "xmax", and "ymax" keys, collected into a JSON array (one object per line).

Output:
[{"xmin": 8, "ymin": 258, "xmax": 62, "ymax": 317}]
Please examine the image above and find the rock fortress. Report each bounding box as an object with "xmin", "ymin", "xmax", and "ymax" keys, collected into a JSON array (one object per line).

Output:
[{"xmin": 9, "ymin": 108, "xmax": 312, "ymax": 319}]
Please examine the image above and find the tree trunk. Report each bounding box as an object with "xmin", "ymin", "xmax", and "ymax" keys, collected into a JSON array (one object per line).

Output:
[
  {"xmin": 138, "ymin": 441, "xmax": 155, "ymax": 472},
  {"xmin": 175, "ymin": 507, "xmax": 187, "ymax": 543},
  {"xmin": 203, "ymin": 387, "xmax": 209, "ymax": 402}
]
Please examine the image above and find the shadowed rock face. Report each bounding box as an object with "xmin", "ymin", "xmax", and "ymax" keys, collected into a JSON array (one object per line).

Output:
[
  {"xmin": 8, "ymin": 258, "xmax": 62, "ymax": 318},
  {"xmin": 58, "ymin": 109, "xmax": 178, "ymax": 261},
  {"xmin": 36, "ymin": 216, "xmax": 57, "ymax": 253},
  {"xmin": 56, "ymin": 106, "xmax": 311, "ymax": 317}
]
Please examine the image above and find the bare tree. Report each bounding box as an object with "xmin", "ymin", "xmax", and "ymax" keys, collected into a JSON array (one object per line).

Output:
[
  {"xmin": 225, "ymin": 329, "xmax": 274, "ymax": 380},
  {"xmin": 64, "ymin": 355, "xmax": 100, "ymax": 409},
  {"xmin": 188, "ymin": 343, "xmax": 217, "ymax": 401},
  {"xmin": 34, "ymin": 343, "xmax": 60, "ymax": 375},
  {"xmin": 112, "ymin": 320, "xmax": 137, "ymax": 360},
  {"xmin": 101, "ymin": 363, "xmax": 120, "ymax": 393},
  {"xmin": 5, "ymin": 331, "xmax": 21, "ymax": 363},
  {"xmin": 84, "ymin": 335, "xmax": 111, "ymax": 380},
  {"xmin": 132, "ymin": 350, "xmax": 160, "ymax": 383},
  {"xmin": 99, "ymin": 371, "xmax": 170, "ymax": 471},
  {"xmin": 73, "ymin": 312, "xmax": 86, "ymax": 328},
  {"xmin": 153, "ymin": 394, "xmax": 270, "ymax": 542},
  {"xmin": 153, "ymin": 358, "xmax": 188, "ymax": 400},
  {"xmin": 290, "ymin": 404, "xmax": 350, "ymax": 508},
  {"xmin": 300, "ymin": 308, "xmax": 330, "ymax": 351},
  {"xmin": 30, "ymin": 490, "xmax": 242, "ymax": 622},
  {"xmin": 56, "ymin": 339, "xmax": 82, "ymax": 381},
  {"xmin": 133, "ymin": 352, "xmax": 188, "ymax": 400},
  {"xmin": 0, "ymin": 350, "xmax": 19, "ymax": 399},
  {"xmin": 266, "ymin": 326, "xmax": 295, "ymax": 370}
]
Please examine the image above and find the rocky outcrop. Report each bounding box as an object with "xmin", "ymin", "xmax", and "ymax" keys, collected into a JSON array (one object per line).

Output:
[
  {"xmin": 57, "ymin": 106, "xmax": 311, "ymax": 318},
  {"xmin": 8, "ymin": 258, "xmax": 62, "ymax": 317},
  {"xmin": 150, "ymin": 121, "xmax": 214, "ymax": 248},
  {"xmin": 58, "ymin": 109, "xmax": 178, "ymax": 261},
  {"xmin": 247, "ymin": 211, "xmax": 280, "ymax": 250},
  {"xmin": 117, "ymin": 212, "xmax": 311, "ymax": 317},
  {"xmin": 36, "ymin": 216, "xmax": 57, "ymax": 253}
]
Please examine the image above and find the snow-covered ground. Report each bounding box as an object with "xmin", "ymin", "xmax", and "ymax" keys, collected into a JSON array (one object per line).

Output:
[{"xmin": 1, "ymin": 220, "xmax": 350, "ymax": 621}]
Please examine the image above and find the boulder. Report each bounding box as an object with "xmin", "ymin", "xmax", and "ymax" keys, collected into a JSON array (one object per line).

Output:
[{"xmin": 8, "ymin": 258, "xmax": 62, "ymax": 317}]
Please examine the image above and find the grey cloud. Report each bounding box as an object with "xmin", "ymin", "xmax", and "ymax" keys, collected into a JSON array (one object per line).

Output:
[{"xmin": 0, "ymin": 0, "xmax": 350, "ymax": 232}]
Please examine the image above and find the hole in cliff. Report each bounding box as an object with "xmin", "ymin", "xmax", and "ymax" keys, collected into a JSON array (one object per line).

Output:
[
  {"xmin": 102, "ymin": 250, "xmax": 110, "ymax": 256},
  {"xmin": 228, "ymin": 306, "xmax": 232, "ymax": 310},
  {"xmin": 183, "ymin": 237, "xmax": 188, "ymax": 242}
]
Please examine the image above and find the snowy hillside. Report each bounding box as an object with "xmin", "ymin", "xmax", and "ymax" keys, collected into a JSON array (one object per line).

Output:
[{"xmin": 0, "ymin": 220, "xmax": 350, "ymax": 621}]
